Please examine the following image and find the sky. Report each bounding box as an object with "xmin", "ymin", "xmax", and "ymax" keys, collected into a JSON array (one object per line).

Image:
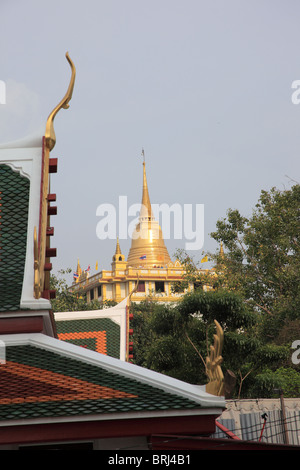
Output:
[{"xmin": 0, "ymin": 0, "xmax": 299, "ymax": 284}]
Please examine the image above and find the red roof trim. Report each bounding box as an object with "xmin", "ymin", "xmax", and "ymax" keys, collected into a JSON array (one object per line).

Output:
[
  {"xmin": 0, "ymin": 317, "xmax": 44, "ymax": 335},
  {"xmin": 0, "ymin": 414, "xmax": 218, "ymax": 446}
]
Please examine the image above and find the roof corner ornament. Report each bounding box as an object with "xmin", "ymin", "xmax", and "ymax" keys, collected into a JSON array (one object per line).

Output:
[
  {"xmin": 205, "ymin": 320, "xmax": 225, "ymax": 396},
  {"xmin": 34, "ymin": 53, "xmax": 76, "ymax": 300},
  {"xmin": 45, "ymin": 52, "xmax": 76, "ymax": 151}
]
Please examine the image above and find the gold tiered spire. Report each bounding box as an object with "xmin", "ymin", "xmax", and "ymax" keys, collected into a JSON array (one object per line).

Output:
[
  {"xmin": 76, "ymin": 259, "xmax": 82, "ymax": 277},
  {"xmin": 115, "ymin": 237, "xmax": 121, "ymax": 255},
  {"xmin": 127, "ymin": 153, "xmax": 171, "ymax": 268},
  {"xmin": 140, "ymin": 157, "xmax": 154, "ymax": 221},
  {"xmin": 112, "ymin": 237, "xmax": 126, "ymax": 267}
]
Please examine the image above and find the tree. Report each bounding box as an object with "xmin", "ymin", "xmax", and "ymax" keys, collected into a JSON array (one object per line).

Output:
[
  {"xmin": 171, "ymin": 248, "xmax": 219, "ymax": 293},
  {"xmin": 130, "ymin": 299, "xmax": 198, "ymax": 383},
  {"xmin": 178, "ymin": 290, "xmax": 288, "ymax": 397},
  {"xmin": 209, "ymin": 184, "xmax": 300, "ymax": 341},
  {"xmin": 131, "ymin": 290, "xmax": 288, "ymax": 397}
]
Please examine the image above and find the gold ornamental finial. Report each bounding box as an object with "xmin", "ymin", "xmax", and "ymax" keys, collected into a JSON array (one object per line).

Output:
[
  {"xmin": 34, "ymin": 53, "xmax": 76, "ymax": 299},
  {"xmin": 140, "ymin": 152, "xmax": 154, "ymax": 221},
  {"xmin": 45, "ymin": 52, "xmax": 76, "ymax": 151},
  {"xmin": 115, "ymin": 237, "xmax": 121, "ymax": 255},
  {"xmin": 77, "ymin": 258, "xmax": 82, "ymax": 276}
]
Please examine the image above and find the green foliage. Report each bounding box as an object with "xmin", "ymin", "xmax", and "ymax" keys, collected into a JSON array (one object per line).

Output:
[
  {"xmin": 210, "ymin": 184, "xmax": 300, "ymax": 332},
  {"xmin": 247, "ymin": 370, "xmax": 283, "ymax": 398},
  {"xmin": 244, "ymin": 367, "xmax": 300, "ymax": 398},
  {"xmin": 131, "ymin": 288, "xmax": 293, "ymax": 397},
  {"xmin": 273, "ymin": 368, "xmax": 300, "ymax": 397},
  {"xmin": 131, "ymin": 299, "xmax": 208, "ymax": 384},
  {"xmin": 178, "ymin": 290, "xmax": 256, "ymax": 329}
]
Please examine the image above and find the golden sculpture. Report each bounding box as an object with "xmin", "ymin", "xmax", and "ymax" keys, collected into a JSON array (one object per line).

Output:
[
  {"xmin": 34, "ymin": 52, "xmax": 76, "ymax": 299},
  {"xmin": 205, "ymin": 320, "xmax": 225, "ymax": 396},
  {"xmin": 45, "ymin": 52, "xmax": 76, "ymax": 151}
]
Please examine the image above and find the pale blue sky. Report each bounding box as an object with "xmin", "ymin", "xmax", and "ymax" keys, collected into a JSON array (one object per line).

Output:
[{"xmin": 0, "ymin": 0, "xmax": 299, "ymax": 282}]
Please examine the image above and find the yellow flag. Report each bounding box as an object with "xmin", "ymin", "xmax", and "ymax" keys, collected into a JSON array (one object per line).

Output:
[
  {"xmin": 201, "ymin": 255, "xmax": 208, "ymax": 263},
  {"xmin": 95, "ymin": 261, "xmax": 98, "ymax": 270}
]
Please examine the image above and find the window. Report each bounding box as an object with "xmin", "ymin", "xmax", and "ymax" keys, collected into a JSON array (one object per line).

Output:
[
  {"xmin": 90, "ymin": 289, "xmax": 94, "ymax": 301},
  {"xmin": 97, "ymin": 285, "xmax": 102, "ymax": 297},
  {"xmin": 155, "ymin": 281, "xmax": 165, "ymax": 293},
  {"xmin": 137, "ymin": 281, "xmax": 145, "ymax": 292}
]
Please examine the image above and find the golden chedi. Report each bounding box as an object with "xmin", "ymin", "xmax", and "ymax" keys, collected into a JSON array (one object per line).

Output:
[{"xmin": 127, "ymin": 160, "xmax": 171, "ymax": 268}]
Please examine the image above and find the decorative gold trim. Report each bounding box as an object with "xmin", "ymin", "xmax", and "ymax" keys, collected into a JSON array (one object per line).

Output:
[
  {"xmin": 125, "ymin": 276, "xmax": 139, "ymax": 361},
  {"xmin": 205, "ymin": 320, "xmax": 225, "ymax": 396},
  {"xmin": 34, "ymin": 226, "xmax": 41, "ymax": 298},
  {"xmin": 45, "ymin": 52, "xmax": 76, "ymax": 151}
]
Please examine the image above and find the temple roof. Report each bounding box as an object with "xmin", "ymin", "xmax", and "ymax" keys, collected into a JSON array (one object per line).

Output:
[
  {"xmin": 0, "ymin": 333, "xmax": 225, "ymax": 424},
  {"xmin": 54, "ymin": 296, "xmax": 130, "ymax": 361},
  {"xmin": 0, "ymin": 165, "xmax": 30, "ymax": 311}
]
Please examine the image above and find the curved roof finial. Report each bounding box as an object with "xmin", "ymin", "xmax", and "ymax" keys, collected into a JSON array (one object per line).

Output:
[{"xmin": 45, "ymin": 52, "xmax": 76, "ymax": 151}]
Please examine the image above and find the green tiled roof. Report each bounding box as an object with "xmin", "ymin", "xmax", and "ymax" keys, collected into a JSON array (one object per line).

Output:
[
  {"xmin": 0, "ymin": 165, "xmax": 30, "ymax": 311},
  {"xmin": 0, "ymin": 344, "xmax": 201, "ymax": 421},
  {"xmin": 56, "ymin": 318, "xmax": 120, "ymax": 358}
]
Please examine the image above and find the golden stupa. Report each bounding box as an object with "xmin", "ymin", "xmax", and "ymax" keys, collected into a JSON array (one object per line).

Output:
[
  {"xmin": 72, "ymin": 152, "xmax": 213, "ymax": 305},
  {"xmin": 127, "ymin": 158, "xmax": 171, "ymax": 268}
]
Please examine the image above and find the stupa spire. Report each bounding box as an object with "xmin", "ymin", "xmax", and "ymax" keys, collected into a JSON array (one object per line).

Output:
[
  {"xmin": 140, "ymin": 150, "xmax": 154, "ymax": 221},
  {"xmin": 127, "ymin": 152, "xmax": 171, "ymax": 268},
  {"xmin": 115, "ymin": 237, "xmax": 121, "ymax": 255}
]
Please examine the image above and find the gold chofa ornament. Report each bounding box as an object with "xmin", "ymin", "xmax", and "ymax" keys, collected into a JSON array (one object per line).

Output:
[
  {"xmin": 45, "ymin": 52, "xmax": 76, "ymax": 151},
  {"xmin": 34, "ymin": 52, "xmax": 76, "ymax": 299}
]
